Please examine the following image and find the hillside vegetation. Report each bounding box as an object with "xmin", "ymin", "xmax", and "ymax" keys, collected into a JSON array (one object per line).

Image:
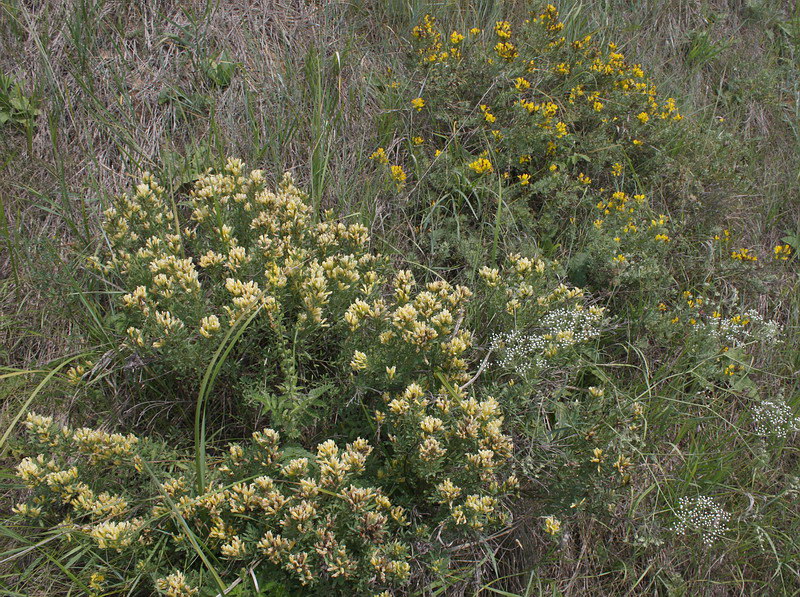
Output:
[{"xmin": 0, "ymin": 1, "xmax": 798, "ymax": 595}]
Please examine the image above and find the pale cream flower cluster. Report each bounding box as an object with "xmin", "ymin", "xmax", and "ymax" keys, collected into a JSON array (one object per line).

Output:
[
  {"xmin": 90, "ymin": 160, "xmax": 380, "ymax": 357},
  {"xmin": 13, "ymin": 412, "xmax": 411, "ymax": 593}
]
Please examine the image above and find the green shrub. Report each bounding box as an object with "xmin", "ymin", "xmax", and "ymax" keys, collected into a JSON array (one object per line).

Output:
[
  {"xmin": 370, "ymin": 7, "xmax": 690, "ymax": 292},
  {"xmin": 13, "ymin": 412, "xmax": 410, "ymax": 595},
  {"xmin": 14, "ymin": 163, "xmax": 557, "ymax": 593}
]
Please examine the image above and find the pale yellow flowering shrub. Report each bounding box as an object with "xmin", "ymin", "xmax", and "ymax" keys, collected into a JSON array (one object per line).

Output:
[
  {"xmin": 12, "ymin": 412, "xmax": 411, "ymax": 594},
  {"xmin": 345, "ymin": 269, "xmax": 525, "ymax": 529},
  {"xmin": 18, "ymin": 156, "xmax": 533, "ymax": 587},
  {"xmin": 61, "ymin": 158, "xmax": 618, "ymax": 589},
  {"xmin": 90, "ymin": 159, "xmax": 382, "ymax": 380}
]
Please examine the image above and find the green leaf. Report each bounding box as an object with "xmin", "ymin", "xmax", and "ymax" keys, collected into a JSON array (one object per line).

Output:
[{"xmin": 780, "ymin": 232, "xmax": 800, "ymax": 251}]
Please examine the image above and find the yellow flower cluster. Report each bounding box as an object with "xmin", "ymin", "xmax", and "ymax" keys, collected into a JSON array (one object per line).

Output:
[
  {"xmin": 371, "ymin": 147, "xmax": 409, "ymax": 190},
  {"xmin": 494, "ymin": 41, "xmax": 518, "ymax": 61},
  {"xmin": 544, "ymin": 515, "xmax": 562, "ymax": 535},
  {"xmin": 155, "ymin": 571, "xmax": 199, "ymax": 597},
  {"xmin": 411, "ymin": 15, "xmax": 462, "ymax": 63},
  {"xmin": 65, "ymin": 359, "xmax": 94, "ymax": 384},
  {"xmin": 468, "ymin": 157, "xmax": 494, "ymax": 175},
  {"xmin": 773, "ymin": 244, "xmax": 792, "ymax": 260},
  {"xmin": 369, "ymin": 147, "xmax": 389, "ymax": 165},
  {"xmin": 514, "ymin": 76, "xmax": 531, "ymax": 91},
  {"xmin": 531, "ymin": 4, "xmax": 565, "ymax": 34},
  {"xmin": 14, "ymin": 412, "xmax": 412, "ymax": 593},
  {"xmin": 488, "ymin": 20, "xmax": 521, "ymax": 61},
  {"xmin": 724, "ymin": 363, "xmax": 743, "ymax": 376},
  {"xmin": 480, "ymin": 103, "xmax": 496, "ymax": 123},
  {"xmin": 731, "ymin": 248, "xmax": 757, "ymax": 262},
  {"xmin": 93, "ymin": 161, "xmax": 381, "ymax": 361},
  {"xmin": 713, "ymin": 229, "xmax": 731, "ymax": 242},
  {"xmin": 590, "ymin": 189, "xmax": 675, "ymax": 268},
  {"xmin": 494, "ymin": 21, "xmax": 512, "ymax": 39},
  {"xmin": 89, "ymin": 519, "xmax": 141, "ymax": 550},
  {"xmin": 556, "ymin": 34, "xmax": 683, "ymax": 123},
  {"xmin": 390, "ymin": 164, "xmax": 407, "ymax": 189},
  {"xmin": 658, "ymin": 292, "xmax": 781, "ymax": 354}
]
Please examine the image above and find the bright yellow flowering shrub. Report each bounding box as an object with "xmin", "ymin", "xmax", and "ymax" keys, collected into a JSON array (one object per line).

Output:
[{"xmin": 381, "ymin": 6, "xmax": 687, "ymax": 289}]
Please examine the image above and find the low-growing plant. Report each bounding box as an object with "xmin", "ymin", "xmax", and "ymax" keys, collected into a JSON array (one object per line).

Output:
[
  {"xmin": 87, "ymin": 162, "xmax": 382, "ymax": 422},
  {"xmin": 0, "ymin": 72, "xmax": 40, "ymax": 130},
  {"xmin": 11, "ymin": 161, "xmax": 585, "ymax": 593},
  {"xmin": 12, "ymin": 412, "xmax": 412, "ymax": 595}
]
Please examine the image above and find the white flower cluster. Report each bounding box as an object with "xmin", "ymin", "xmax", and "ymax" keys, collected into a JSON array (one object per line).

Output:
[
  {"xmin": 752, "ymin": 396, "xmax": 800, "ymax": 439},
  {"xmin": 491, "ymin": 329, "xmax": 547, "ymax": 372},
  {"xmin": 703, "ymin": 309, "xmax": 782, "ymax": 347},
  {"xmin": 539, "ymin": 307, "xmax": 604, "ymax": 344},
  {"xmin": 490, "ymin": 307, "xmax": 603, "ymax": 374},
  {"xmin": 672, "ymin": 495, "xmax": 730, "ymax": 547}
]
